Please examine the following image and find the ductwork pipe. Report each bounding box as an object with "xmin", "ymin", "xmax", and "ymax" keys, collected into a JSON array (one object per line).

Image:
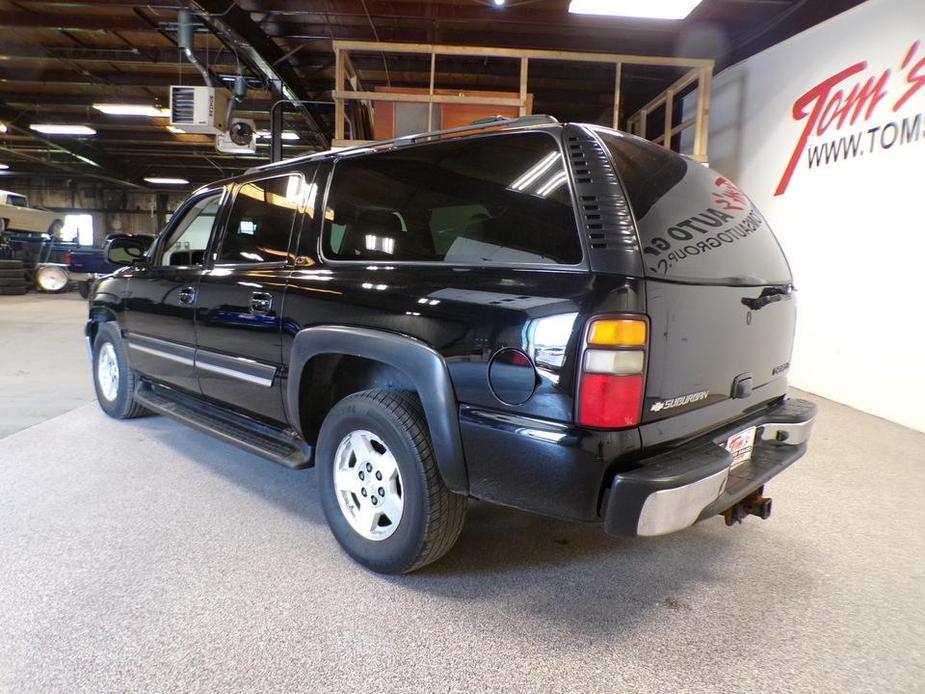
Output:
[{"xmin": 177, "ymin": 9, "xmax": 218, "ymax": 88}]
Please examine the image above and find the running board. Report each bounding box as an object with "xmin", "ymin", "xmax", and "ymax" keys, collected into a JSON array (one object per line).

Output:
[{"xmin": 135, "ymin": 381, "xmax": 314, "ymax": 469}]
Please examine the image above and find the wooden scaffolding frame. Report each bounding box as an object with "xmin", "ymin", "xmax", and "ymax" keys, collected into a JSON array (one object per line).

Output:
[{"xmin": 331, "ymin": 40, "xmax": 715, "ymax": 162}]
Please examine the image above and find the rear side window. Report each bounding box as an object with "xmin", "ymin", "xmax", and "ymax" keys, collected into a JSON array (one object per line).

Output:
[
  {"xmin": 322, "ymin": 132, "xmax": 581, "ymax": 265},
  {"xmin": 595, "ymin": 129, "xmax": 791, "ymax": 285},
  {"xmin": 7, "ymin": 194, "xmax": 27, "ymax": 207},
  {"xmin": 217, "ymin": 175, "xmax": 301, "ymax": 264}
]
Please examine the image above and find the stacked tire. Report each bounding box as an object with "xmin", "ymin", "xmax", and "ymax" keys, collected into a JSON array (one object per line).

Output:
[{"xmin": 0, "ymin": 260, "xmax": 28, "ymax": 296}]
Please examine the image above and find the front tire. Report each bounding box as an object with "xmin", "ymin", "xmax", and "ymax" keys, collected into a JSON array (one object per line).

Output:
[
  {"xmin": 92, "ymin": 322, "xmax": 146, "ymax": 419},
  {"xmin": 317, "ymin": 389, "xmax": 466, "ymax": 574}
]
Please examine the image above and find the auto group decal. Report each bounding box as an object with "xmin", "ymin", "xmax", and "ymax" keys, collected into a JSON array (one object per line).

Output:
[
  {"xmin": 642, "ymin": 177, "xmax": 765, "ymax": 276},
  {"xmin": 775, "ymin": 39, "xmax": 925, "ymax": 196}
]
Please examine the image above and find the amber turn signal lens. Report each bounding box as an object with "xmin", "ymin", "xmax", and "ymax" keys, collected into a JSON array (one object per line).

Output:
[{"xmin": 587, "ymin": 319, "xmax": 647, "ymax": 346}]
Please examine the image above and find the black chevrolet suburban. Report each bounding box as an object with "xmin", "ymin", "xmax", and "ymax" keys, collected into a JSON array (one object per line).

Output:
[{"xmin": 88, "ymin": 115, "xmax": 816, "ymax": 574}]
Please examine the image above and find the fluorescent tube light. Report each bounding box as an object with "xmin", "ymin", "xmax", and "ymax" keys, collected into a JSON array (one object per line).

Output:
[
  {"xmin": 568, "ymin": 0, "xmax": 702, "ymax": 20},
  {"xmin": 256, "ymin": 130, "xmax": 299, "ymax": 141},
  {"xmin": 0, "ymin": 164, "xmax": 9, "ymax": 170},
  {"xmin": 144, "ymin": 177, "xmax": 189, "ymax": 185},
  {"xmin": 29, "ymin": 124, "xmax": 96, "ymax": 136},
  {"xmin": 93, "ymin": 103, "xmax": 169, "ymax": 117}
]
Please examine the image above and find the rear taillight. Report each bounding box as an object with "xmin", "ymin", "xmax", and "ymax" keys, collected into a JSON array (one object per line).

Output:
[
  {"xmin": 64, "ymin": 252, "xmax": 73, "ymax": 266},
  {"xmin": 577, "ymin": 318, "xmax": 647, "ymax": 429}
]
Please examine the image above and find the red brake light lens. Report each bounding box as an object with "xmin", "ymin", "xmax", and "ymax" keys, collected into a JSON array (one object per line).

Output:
[{"xmin": 578, "ymin": 374, "xmax": 644, "ymax": 428}]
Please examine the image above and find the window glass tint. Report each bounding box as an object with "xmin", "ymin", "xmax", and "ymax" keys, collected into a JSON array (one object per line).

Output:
[
  {"xmin": 160, "ymin": 193, "xmax": 221, "ymax": 267},
  {"xmin": 8, "ymin": 195, "xmax": 27, "ymax": 207},
  {"xmin": 323, "ymin": 132, "xmax": 581, "ymax": 265},
  {"xmin": 595, "ymin": 129, "xmax": 791, "ymax": 285},
  {"xmin": 218, "ymin": 175, "xmax": 301, "ymax": 264}
]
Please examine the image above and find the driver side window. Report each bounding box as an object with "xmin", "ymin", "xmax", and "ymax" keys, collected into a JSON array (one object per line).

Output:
[{"xmin": 158, "ymin": 193, "xmax": 223, "ymax": 267}]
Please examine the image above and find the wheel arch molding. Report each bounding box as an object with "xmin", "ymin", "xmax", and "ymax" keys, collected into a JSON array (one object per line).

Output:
[{"xmin": 287, "ymin": 326, "xmax": 469, "ymax": 494}]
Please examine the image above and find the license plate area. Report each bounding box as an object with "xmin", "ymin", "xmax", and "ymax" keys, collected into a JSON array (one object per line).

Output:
[{"xmin": 725, "ymin": 426, "xmax": 757, "ymax": 468}]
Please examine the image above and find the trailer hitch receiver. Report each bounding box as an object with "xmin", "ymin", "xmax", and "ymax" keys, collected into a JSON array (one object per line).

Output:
[{"xmin": 724, "ymin": 486, "xmax": 772, "ymax": 526}]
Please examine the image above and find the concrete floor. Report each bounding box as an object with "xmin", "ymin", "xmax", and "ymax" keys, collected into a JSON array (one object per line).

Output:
[
  {"xmin": 0, "ymin": 294, "xmax": 923, "ymax": 693},
  {"xmin": 0, "ymin": 293, "xmax": 95, "ymax": 437}
]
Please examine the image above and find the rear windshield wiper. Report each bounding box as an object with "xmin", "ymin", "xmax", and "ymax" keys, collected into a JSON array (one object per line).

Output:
[{"xmin": 741, "ymin": 285, "xmax": 793, "ymax": 310}]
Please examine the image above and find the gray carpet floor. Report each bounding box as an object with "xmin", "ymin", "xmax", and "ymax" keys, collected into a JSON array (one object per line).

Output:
[{"xmin": 1, "ymin": 389, "xmax": 923, "ymax": 693}]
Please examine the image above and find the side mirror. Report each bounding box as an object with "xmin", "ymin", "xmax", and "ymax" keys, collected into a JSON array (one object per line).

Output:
[{"xmin": 105, "ymin": 236, "xmax": 149, "ymax": 266}]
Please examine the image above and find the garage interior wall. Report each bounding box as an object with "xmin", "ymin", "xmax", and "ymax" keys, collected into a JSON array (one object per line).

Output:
[
  {"xmin": 684, "ymin": 0, "xmax": 925, "ymax": 432},
  {"xmin": 4, "ymin": 183, "xmax": 187, "ymax": 244}
]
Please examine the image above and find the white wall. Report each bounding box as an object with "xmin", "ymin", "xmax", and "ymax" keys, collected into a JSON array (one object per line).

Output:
[{"xmin": 684, "ymin": 0, "xmax": 925, "ymax": 432}]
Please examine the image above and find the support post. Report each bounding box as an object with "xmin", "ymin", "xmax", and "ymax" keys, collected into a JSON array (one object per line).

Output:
[
  {"xmin": 519, "ymin": 57, "xmax": 529, "ymax": 117},
  {"xmin": 613, "ymin": 62, "xmax": 622, "ymax": 129},
  {"xmin": 155, "ymin": 192, "xmax": 168, "ymax": 231},
  {"xmin": 334, "ymin": 46, "xmax": 345, "ymax": 142},
  {"xmin": 270, "ymin": 84, "xmax": 283, "ymax": 163},
  {"xmin": 693, "ymin": 66, "xmax": 713, "ymax": 163},
  {"xmin": 428, "ymin": 51, "xmax": 436, "ymax": 131},
  {"xmin": 664, "ymin": 88, "xmax": 674, "ymax": 150}
]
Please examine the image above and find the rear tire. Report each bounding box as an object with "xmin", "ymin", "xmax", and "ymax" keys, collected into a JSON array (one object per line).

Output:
[
  {"xmin": 317, "ymin": 389, "xmax": 466, "ymax": 574},
  {"xmin": 92, "ymin": 322, "xmax": 147, "ymax": 419}
]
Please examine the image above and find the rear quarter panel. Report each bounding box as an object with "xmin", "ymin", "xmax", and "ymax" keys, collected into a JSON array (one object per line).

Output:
[{"xmin": 281, "ymin": 266, "xmax": 644, "ymax": 424}]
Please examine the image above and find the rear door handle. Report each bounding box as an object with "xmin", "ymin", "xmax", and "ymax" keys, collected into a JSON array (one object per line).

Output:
[
  {"xmin": 178, "ymin": 286, "xmax": 196, "ymax": 305},
  {"xmin": 249, "ymin": 291, "xmax": 273, "ymax": 315}
]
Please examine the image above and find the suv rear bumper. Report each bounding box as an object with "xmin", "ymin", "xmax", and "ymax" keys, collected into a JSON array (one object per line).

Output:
[{"xmin": 603, "ymin": 398, "xmax": 816, "ymax": 537}]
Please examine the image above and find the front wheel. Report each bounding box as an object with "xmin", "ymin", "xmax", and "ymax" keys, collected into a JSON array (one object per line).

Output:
[
  {"xmin": 317, "ymin": 389, "xmax": 466, "ymax": 574},
  {"xmin": 92, "ymin": 322, "xmax": 146, "ymax": 419}
]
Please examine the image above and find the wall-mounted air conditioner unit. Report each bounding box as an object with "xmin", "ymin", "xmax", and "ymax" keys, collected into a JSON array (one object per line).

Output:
[{"xmin": 170, "ymin": 85, "xmax": 229, "ymax": 134}]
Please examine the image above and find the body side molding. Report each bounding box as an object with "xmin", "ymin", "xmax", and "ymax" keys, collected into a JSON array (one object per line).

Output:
[{"xmin": 287, "ymin": 325, "xmax": 468, "ymax": 494}]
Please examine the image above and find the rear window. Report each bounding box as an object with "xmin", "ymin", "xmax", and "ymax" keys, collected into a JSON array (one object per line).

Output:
[
  {"xmin": 322, "ymin": 131, "xmax": 581, "ymax": 266},
  {"xmin": 595, "ymin": 129, "xmax": 791, "ymax": 285}
]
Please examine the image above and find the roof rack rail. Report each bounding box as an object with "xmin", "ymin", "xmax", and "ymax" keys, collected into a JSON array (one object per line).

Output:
[
  {"xmin": 245, "ymin": 114, "xmax": 559, "ymax": 174},
  {"xmin": 396, "ymin": 114, "xmax": 559, "ymax": 145}
]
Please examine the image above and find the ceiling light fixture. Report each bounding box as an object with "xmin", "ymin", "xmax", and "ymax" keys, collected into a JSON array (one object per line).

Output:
[
  {"xmin": 144, "ymin": 177, "xmax": 189, "ymax": 185},
  {"xmin": 568, "ymin": 0, "xmax": 702, "ymax": 20},
  {"xmin": 0, "ymin": 124, "xmax": 7, "ymax": 133},
  {"xmin": 29, "ymin": 124, "xmax": 97, "ymax": 136},
  {"xmin": 93, "ymin": 103, "xmax": 169, "ymax": 117},
  {"xmin": 0, "ymin": 164, "xmax": 9, "ymax": 170},
  {"xmin": 256, "ymin": 130, "xmax": 299, "ymax": 141},
  {"xmin": 493, "ymin": 0, "xmax": 505, "ymax": 6}
]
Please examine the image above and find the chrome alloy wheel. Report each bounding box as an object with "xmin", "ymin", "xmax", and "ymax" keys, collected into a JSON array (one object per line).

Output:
[
  {"xmin": 333, "ymin": 429, "xmax": 404, "ymax": 541},
  {"xmin": 96, "ymin": 342, "xmax": 119, "ymax": 402}
]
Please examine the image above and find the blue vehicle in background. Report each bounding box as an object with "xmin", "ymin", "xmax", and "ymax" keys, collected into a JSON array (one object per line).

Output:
[{"xmin": 0, "ymin": 230, "xmax": 152, "ymax": 296}]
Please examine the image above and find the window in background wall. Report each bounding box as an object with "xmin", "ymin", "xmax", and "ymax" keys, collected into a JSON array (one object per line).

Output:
[{"xmin": 62, "ymin": 214, "xmax": 94, "ymax": 246}]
